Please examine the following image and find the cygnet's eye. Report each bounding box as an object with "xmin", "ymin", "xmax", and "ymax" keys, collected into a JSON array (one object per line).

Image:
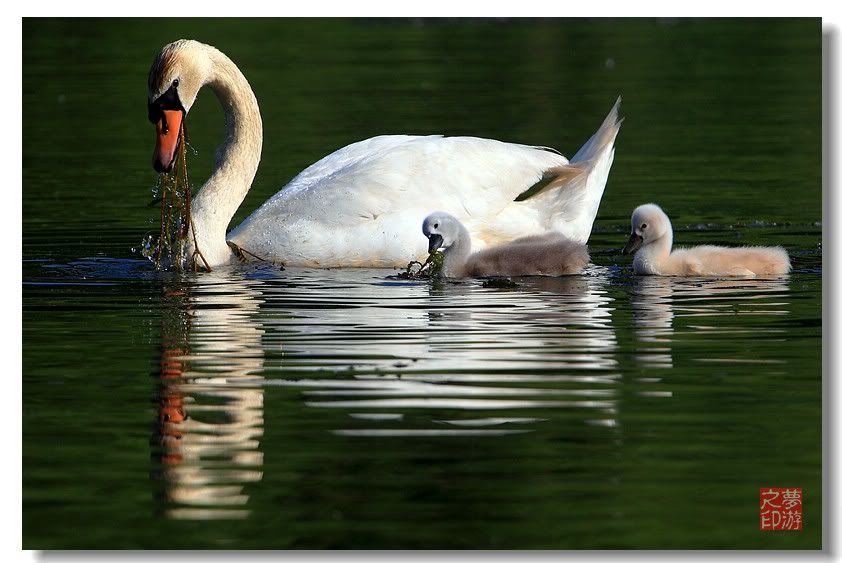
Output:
[
  {"xmin": 641, "ymin": 223, "xmax": 648, "ymax": 230},
  {"xmin": 434, "ymin": 223, "xmax": 439, "ymax": 229},
  {"xmin": 173, "ymin": 78, "xmax": 179, "ymax": 88}
]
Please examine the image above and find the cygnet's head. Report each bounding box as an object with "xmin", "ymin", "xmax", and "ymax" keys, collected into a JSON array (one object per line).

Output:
[
  {"xmin": 623, "ymin": 203, "xmax": 671, "ymax": 254},
  {"xmin": 422, "ymin": 211, "xmax": 463, "ymax": 254}
]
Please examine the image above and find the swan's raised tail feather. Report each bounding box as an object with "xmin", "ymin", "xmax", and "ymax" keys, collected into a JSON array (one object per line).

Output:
[
  {"xmin": 570, "ymin": 96, "xmax": 623, "ymax": 165},
  {"xmin": 518, "ymin": 97, "xmax": 623, "ymax": 243}
]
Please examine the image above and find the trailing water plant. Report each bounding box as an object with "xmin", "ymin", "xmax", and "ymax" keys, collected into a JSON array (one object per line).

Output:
[
  {"xmin": 395, "ymin": 251, "xmax": 445, "ymax": 280},
  {"xmin": 146, "ymin": 124, "xmax": 211, "ymax": 273}
]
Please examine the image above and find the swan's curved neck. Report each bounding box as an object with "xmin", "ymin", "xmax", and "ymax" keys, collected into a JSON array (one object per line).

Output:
[{"xmin": 189, "ymin": 48, "xmax": 263, "ymax": 266}]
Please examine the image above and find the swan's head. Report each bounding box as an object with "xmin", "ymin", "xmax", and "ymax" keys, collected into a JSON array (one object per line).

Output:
[
  {"xmin": 623, "ymin": 203, "xmax": 671, "ymax": 254},
  {"xmin": 147, "ymin": 39, "xmax": 213, "ymax": 173},
  {"xmin": 422, "ymin": 211, "xmax": 463, "ymax": 254}
]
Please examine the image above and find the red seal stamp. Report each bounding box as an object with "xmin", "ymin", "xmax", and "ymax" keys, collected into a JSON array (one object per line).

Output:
[{"xmin": 760, "ymin": 488, "xmax": 802, "ymax": 531}]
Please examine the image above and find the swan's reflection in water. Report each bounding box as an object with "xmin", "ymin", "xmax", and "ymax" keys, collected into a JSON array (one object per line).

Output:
[
  {"xmin": 258, "ymin": 267, "xmax": 623, "ymax": 435},
  {"xmin": 630, "ymin": 276, "xmax": 791, "ymax": 371},
  {"xmin": 150, "ymin": 266, "xmax": 705, "ymax": 521},
  {"xmin": 152, "ymin": 272, "xmax": 265, "ymax": 520}
]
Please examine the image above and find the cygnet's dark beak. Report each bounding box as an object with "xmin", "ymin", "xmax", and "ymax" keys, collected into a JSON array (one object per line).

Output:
[
  {"xmin": 623, "ymin": 233, "xmax": 643, "ymax": 255},
  {"xmin": 427, "ymin": 233, "xmax": 444, "ymax": 254}
]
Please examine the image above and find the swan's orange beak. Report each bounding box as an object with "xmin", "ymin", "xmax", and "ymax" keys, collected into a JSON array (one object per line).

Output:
[{"xmin": 153, "ymin": 109, "xmax": 183, "ymax": 173}]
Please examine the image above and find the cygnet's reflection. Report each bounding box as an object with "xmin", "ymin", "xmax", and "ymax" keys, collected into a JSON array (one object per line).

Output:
[
  {"xmin": 152, "ymin": 271, "xmax": 265, "ymax": 520},
  {"xmin": 630, "ymin": 276, "xmax": 791, "ymax": 370},
  {"xmin": 631, "ymin": 276, "xmax": 677, "ymax": 369}
]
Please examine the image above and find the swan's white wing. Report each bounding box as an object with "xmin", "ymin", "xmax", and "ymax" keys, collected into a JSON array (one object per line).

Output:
[
  {"xmin": 263, "ymin": 135, "xmax": 568, "ymax": 221},
  {"xmin": 277, "ymin": 135, "xmax": 432, "ymax": 200}
]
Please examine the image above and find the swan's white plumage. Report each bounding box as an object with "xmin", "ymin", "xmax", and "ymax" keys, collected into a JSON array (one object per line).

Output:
[
  {"xmin": 625, "ymin": 203, "xmax": 791, "ymax": 277},
  {"xmin": 148, "ymin": 40, "xmax": 622, "ymax": 269}
]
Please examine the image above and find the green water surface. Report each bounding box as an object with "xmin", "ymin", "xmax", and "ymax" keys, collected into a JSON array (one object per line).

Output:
[{"xmin": 22, "ymin": 18, "xmax": 822, "ymax": 549}]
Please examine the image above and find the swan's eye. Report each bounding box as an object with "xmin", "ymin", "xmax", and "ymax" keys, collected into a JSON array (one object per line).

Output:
[
  {"xmin": 434, "ymin": 223, "xmax": 439, "ymax": 229},
  {"xmin": 173, "ymin": 79, "xmax": 179, "ymax": 88},
  {"xmin": 641, "ymin": 223, "xmax": 647, "ymax": 230}
]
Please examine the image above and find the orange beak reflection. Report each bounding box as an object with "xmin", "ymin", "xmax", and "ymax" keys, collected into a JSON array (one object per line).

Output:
[{"xmin": 153, "ymin": 109, "xmax": 184, "ymax": 173}]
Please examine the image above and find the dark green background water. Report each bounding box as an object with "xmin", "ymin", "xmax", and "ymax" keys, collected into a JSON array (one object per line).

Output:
[{"xmin": 22, "ymin": 18, "xmax": 822, "ymax": 549}]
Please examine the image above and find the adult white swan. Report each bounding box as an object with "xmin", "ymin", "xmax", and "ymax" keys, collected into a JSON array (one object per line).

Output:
[{"xmin": 147, "ymin": 39, "xmax": 622, "ymax": 269}]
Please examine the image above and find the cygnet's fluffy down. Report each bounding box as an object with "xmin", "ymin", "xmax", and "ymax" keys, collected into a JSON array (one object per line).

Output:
[
  {"xmin": 422, "ymin": 211, "xmax": 590, "ymax": 278},
  {"xmin": 623, "ymin": 203, "xmax": 791, "ymax": 277}
]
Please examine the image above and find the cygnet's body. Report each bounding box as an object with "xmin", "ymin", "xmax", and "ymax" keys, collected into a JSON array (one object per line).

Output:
[
  {"xmin": 422, "ymin": 211, "xmax": 590, "ymax": 277},
  {"xmin": 623, "ymin": 203, "xmax": 791, "ymax": 277}
]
